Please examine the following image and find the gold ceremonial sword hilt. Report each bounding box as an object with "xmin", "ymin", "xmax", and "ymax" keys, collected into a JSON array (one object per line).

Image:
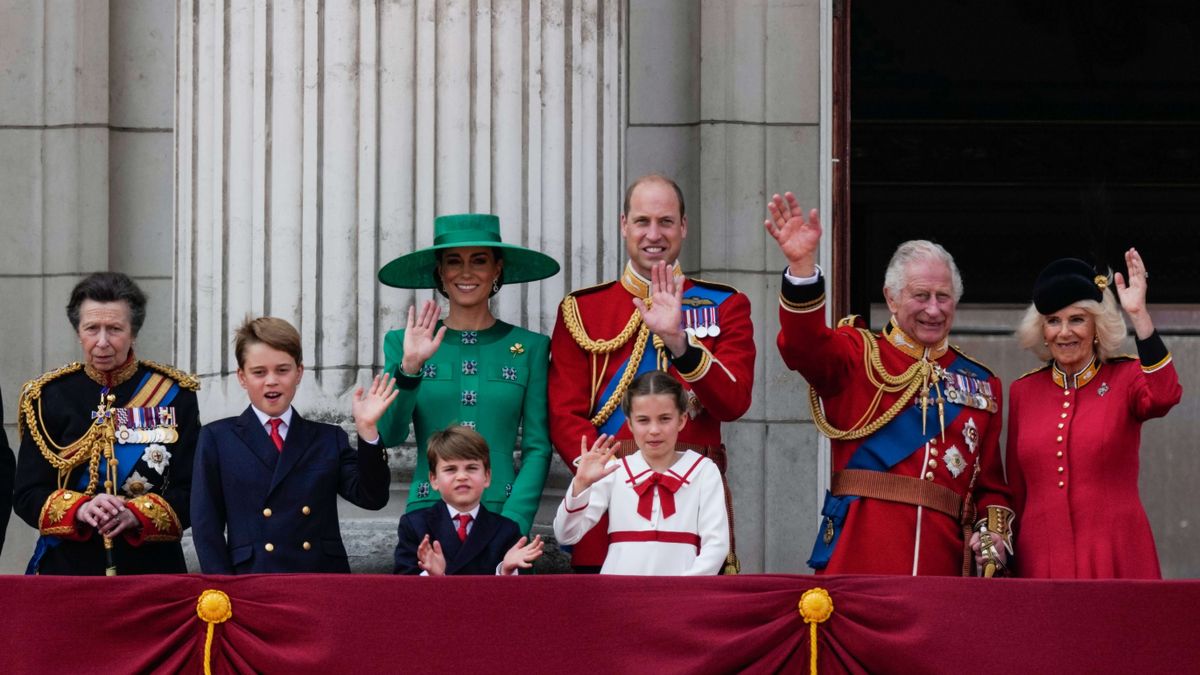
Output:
[{"xmin": 979, "ymin": 522, "xmax": 997, "ymax": 578}]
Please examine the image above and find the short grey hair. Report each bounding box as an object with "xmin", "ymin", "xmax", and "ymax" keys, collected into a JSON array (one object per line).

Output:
[
  {"xmin": 883, "ymin": 240, "xmax": 964, "ymax": 302},
  {"xmin": 1015, "ymin": 293, "xmax": 1127, "ymax": 362}
]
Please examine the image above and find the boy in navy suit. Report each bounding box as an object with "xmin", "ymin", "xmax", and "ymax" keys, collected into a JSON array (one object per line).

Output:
[
  {"xmin": 191, "ymin": 316, "xmax": 396, "ymax": 573},
  {"xmin": 394, "ymin": 426, "xmax": 544, "ymax": 575}
]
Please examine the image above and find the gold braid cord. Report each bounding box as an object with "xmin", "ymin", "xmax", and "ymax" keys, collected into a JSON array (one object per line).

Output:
[
  {"xmin": 140, "ymin": 359, "xmax": 201, "ymax": 391},
  {"xmin": 809, "ymin": 328, "xmax": 935, "ymax": 441},
  {"xmin": 560, "ymin": 295, "xmax": 650, "ymax": 427},
  {"xmin": 589, "ymin": 324, "xmax": 650, "ymax": 426},
  {"xmin": 18, "ymin": 363, "xmax": 117, "ymax": 496}
]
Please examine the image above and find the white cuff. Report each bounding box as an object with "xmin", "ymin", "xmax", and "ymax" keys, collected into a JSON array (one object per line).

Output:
[{"xmin": 783, "ymin": 264, "xmax": 822, "ymax": 286}]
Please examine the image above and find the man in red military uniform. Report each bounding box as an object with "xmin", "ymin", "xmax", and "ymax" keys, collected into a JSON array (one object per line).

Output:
[
  {"xmin": 549, "ymin": 174, "xmax": 755, "ymax": 572},
  {"xmin": 765, "ymin": 191, "xmax": 1013, "ymax": 575}
]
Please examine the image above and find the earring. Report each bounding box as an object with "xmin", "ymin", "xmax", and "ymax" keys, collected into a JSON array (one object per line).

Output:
[{"xmin": 492, "ymin": 278, "xmax": 500, "ymax": 294}]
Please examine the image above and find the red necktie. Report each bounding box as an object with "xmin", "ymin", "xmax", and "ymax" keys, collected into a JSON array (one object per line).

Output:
[
  {"xmin": 453, "ymin": 514, "xmax": 472, "ymax": 542},
  {"xmin": 268, "ymin": 418, "xmax": 284, "ymax": 452},
  {"xmin": 633, "ymin": 472, "xmax": 683, "ymax": 521}
]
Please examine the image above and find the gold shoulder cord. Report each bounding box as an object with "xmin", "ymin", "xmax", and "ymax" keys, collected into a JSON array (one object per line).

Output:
[
  {"xmin": 809, "ymin": 328, "xmax": 937, "ymax": 441},
  {"xmin": 560, "ymin": 295, "xmax": 651, "ymax": 427},
  {"xmin": 140, "ymin": 359, "xmax": 201, "ymax": 391},
  {"xmin": 19, "ymin": 363, "xmax": 118, "ymax": 495}
]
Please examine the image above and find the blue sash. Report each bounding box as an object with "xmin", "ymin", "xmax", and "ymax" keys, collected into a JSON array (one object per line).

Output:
[
  {"xmin": 807, "ymin": 352, "xmax": 987, "ymax": 569},
  {"xmin": 592, "ymin": 284, "xmax": 734, "ymax": 435},
  {"xmin": 26, "ymin": 372, "xmax": 182, "ymax": 574}
]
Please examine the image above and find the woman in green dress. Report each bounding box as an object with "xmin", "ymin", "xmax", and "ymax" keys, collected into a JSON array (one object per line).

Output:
[{"xmin": 376, "ymin": 214, "xmax": 560, "ymax": 534}]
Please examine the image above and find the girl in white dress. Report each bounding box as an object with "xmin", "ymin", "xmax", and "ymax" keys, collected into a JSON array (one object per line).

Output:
[{"xmin": 553, "ymin": 371, "xmax": 729, "ymax": 575}]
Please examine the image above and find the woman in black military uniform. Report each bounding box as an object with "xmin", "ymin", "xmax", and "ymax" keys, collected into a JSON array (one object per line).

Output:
[{"xmin": 13, "ymin": 272, "xmax": 200, "ymax": 575}]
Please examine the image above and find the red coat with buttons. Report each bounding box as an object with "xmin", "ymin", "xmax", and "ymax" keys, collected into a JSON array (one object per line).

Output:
[{"xmin": 1006, "ymin": 344, "xmax": 1181, "ymax": 579}]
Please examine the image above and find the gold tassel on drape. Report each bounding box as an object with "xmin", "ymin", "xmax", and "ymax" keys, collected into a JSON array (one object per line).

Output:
[
  {"xmin": 799, "ymin": 588, "xmax": 834, "ymax": 674},
  {"xmin": 196, "ymin": 589, "xmax": 233, "ymax": 675}
]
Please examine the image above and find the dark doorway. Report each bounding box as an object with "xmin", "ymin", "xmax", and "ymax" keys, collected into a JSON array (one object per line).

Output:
[{"xmin": 846, "ymin": 1, "xmax": 1200, "ymax": 315}]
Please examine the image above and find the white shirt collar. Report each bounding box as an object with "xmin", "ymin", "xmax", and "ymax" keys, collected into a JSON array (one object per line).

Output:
[
  {"xmin": 250, "ymin": 405, "xmax": 294, "ymax": 431},
  {"xmin": 444, "ymin": 502, "xmax": 481, "ymax": 521}
]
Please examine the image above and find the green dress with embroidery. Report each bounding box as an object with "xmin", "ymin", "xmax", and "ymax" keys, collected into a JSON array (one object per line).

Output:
[{"xmin": 377, "ymin": 321, "xmax": 551, "ymax": 534}]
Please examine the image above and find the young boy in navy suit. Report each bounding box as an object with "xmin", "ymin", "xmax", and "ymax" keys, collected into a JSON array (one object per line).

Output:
[
  {"xmin": 394, "ymin": 426, "xmax": 544, "ymax": 575},
  {"xmin": 191, "ymin": 316, "xmax": 397, "ymax": 573}
]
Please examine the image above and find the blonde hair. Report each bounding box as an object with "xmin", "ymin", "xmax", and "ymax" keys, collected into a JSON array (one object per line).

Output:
[{"xmin": 1015, "ymin": 292, "xmax": 1127, "ymax": 362}]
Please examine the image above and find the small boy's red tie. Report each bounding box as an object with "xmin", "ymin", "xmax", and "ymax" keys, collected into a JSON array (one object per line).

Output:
[
  {"xmin": 454, "ymin": 514, "xmax": 472, "ymax": 542},
  {"xmin": 268, "ymin": 418, "xmax": 284, "ymax": 452}
]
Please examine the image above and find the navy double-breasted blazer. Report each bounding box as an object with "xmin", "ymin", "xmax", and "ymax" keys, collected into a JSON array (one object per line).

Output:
[
  {"xmin": 191, "ymin": 407, "xmax": 391, "ymax": 573},
  {"xmin": 394, "ymin": 503, "xmax": 522, "ymax": 575}
]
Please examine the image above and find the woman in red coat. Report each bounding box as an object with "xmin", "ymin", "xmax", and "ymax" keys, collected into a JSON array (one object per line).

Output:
[{"xmin": 1006, "ymin": 249, "xmax": 1181, "ymax": 578}]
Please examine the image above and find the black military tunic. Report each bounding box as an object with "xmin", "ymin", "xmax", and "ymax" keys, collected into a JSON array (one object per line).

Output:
[{"xmin": 14, "ymin": 359, "xmax": 200, "ymax": 575}]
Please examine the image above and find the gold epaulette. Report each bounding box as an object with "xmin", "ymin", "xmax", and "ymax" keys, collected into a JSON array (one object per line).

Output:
[
  {"xmin": 565, "ymin": 279, "xmax": 617, "ymax": 298},
  {"xmin": 139, "ymin": 359, "xmax": 201, "ymax": 391},
  {"xmin": 1109, "ymin": 353, "xmax": 1138, "ymax": 363},
  {"xmin": 836, "ymin": 314, "xmax": 865, "ymax": 329},
  {"xmin": 17, "ymin": 363, "xmax": 85, "ymax": 439},
  {"xmin": 948, "ymin": 344, "xmax": 997, "ymax": 378},
  {"xmin": 687, "ymin": 276, "xmax": 739, "ymax": 295}
]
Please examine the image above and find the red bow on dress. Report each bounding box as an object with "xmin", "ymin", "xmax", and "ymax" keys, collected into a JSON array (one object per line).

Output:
[{"xmin": 633, "ymin": 472, "xmax": 684, "ymax": 521}]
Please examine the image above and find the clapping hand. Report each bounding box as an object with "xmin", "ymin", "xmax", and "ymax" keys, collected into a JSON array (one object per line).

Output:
[
  {"xmin": 401, "ymin": 300, "xmax": 447, "ymax": 375},
  {"xmin": 571, "ymin": 433, "xmax": 620, "ymax": 496},
  {"xmin": 352, "ymin": 372, "xmax": 400, "ymax": 440},
  {"xmin": 417, "ymin": 534, "xmax": 447, "ymax": 576},
  {"xmin": 764, "ymin": 192, "xmax": 822, "ymax": 277},
  {"xmin": 632, "ymin": 261, "xmax": 687, "ymax": 356},
  {"xmin": 500, "ymin": 535, "xmax": 545, "ymax": 575}
]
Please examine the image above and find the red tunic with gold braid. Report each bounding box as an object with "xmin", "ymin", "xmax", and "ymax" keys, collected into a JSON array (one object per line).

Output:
[
  {"xmin": 549, "ymin": 262, "xmax": 755, "ymax": 567},
  {"xmin": 777, "ymin": 272, "xmax": 1012, "ymax": 576}
]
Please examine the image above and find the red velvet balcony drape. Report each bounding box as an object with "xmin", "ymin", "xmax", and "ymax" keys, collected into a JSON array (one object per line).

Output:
[{"xmin": 3, "ymin": 574, "xmax": 1197, "ymax": 674}]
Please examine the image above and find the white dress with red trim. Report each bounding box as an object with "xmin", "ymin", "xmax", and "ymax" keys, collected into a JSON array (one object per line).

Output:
[{"xmin": 552, "ymin": 449, "xmax": 729, "ymax": 575}]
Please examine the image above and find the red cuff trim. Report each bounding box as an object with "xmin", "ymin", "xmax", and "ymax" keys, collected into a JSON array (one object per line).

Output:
[
  {"xmin": 39, "ymin": 490, "xmax": 93, "ymax": 540},
  {"xmin": 564, "ymin": 501, "xmax": 589, "ymax": 514},
  {"xmin": 123, "ymin": 493, "xmax": 182, "ymax": 545}
]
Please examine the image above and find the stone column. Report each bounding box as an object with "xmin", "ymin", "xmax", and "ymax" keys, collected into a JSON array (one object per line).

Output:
[
  {"xmin": 175, "ymin": 0, "xmax": 622, "ymax": 569},
  {"xmin": 0, "ymin": 0, "xmax": 177, "ymax": 572},
  {"xmin": 625, "ymin": 0, "xmax": 832, "ymax": 572}
]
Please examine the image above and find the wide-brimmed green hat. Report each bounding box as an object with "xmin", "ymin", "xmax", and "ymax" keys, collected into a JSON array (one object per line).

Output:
[{"xmin": 377, "ymin": 213, "xmax": 561, "ymax": 289}]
